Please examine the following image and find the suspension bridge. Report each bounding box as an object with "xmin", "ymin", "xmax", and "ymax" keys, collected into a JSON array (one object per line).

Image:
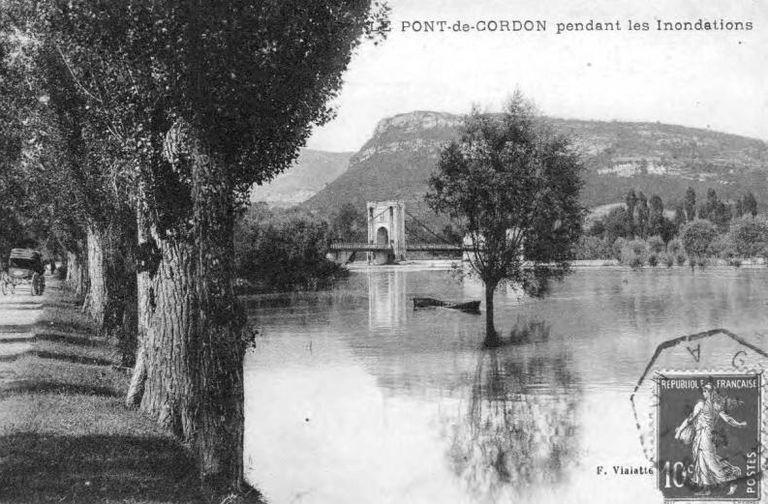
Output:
[{"xmin": 328, "ymin": 200, "xmax": 468, "ymax": 265}]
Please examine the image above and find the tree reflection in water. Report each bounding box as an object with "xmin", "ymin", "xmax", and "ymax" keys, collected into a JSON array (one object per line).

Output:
[{"xmin": 443, "ymin": 322, "xmax": 581, "ymax": 502}]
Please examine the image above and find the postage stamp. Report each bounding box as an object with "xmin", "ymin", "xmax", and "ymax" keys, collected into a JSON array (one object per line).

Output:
[
  {"xmin": 631, "ymin": 329, "xmax": 768, "ymax": 502},
  {"xmin": 657, "ymin": 373, "xmax": 761, "ymax": 500}
]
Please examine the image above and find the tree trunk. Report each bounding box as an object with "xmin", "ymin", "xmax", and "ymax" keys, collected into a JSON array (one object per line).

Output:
[
  {"xmin": 84, "ymin": 226, "xmax": 108, "ymax": 328},
  {"xmin": 127, "ymin": 205, "xmax": 153, "ymax": 407},
  {"xmin": 484, "ymin": 281, "xmax": 500, "ymax": 347},
  {"xmin": 140, "ymin": 238, "xmax": 196, "ymax": 438},
  {"xmin": 138, "ymin": 135, "xmax": 246, "ymax": 496},
  {"xmin": 189, "ymin": 147, "xmax": 246, "ymax": 495},
  {"xmin": 65, "ymin": 248, "xmax": 88, "ymax": 299}
]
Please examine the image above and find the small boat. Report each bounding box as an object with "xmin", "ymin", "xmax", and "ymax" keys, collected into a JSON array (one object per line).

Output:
[
  {"xmin": 446, "ymin": 300, "xmax": 481, "ymax": 314},
  {"xmin": 413, "ymin": 297, "xmax": 446, "ymax": 308},
  {"xmin": 413, "ymin": 297, "xmax": 481, "ymax": 314}
]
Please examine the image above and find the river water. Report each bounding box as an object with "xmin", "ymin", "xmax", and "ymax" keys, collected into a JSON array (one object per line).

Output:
[{"xmin": 243, "ymin": 267, "xmax": 768, "ymax": 504}]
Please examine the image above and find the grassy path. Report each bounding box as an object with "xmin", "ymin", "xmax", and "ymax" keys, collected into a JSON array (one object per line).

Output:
[{"xmin": 0, "ymin": 278, "xmax": 205, "ymax": 503}]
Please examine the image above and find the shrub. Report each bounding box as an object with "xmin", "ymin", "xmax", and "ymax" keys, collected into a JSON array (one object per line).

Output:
[
  {"xmin": 648, "ymin": 253, "xmax": 659, "ymax": 267},
  {"xmin": 663, "ymin": 253, "xmax": 674, "ymax": 268},
  {"xmin": 707, "ymin": 234, "xmax": 735, "ymax": 259},
  {"xmin": 628, "ymin": 255, "xmax": 644, "ymax": 269},
  {"xmin": 667, "ymin": 238, "xmax": 683, "ymax": 256},
  {"xmin": 647, "ymin": 235, "xmax": 665, "ymax": 254},
  {"xmin": 620, "ymin": 239, "xmax": 647, "ymax": 269},
  {"xmin": 612, "ymin": 237, "xmax": 627, "ymax": 261}
]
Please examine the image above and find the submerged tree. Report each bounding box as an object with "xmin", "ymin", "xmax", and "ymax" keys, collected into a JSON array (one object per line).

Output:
[{"xmin": 427, "ymin": 93, "xmax": 583, "ymax": 346}]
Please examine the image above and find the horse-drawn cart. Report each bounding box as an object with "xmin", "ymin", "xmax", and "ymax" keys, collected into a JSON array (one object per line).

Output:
[{"xmin": 1, "ymin": 248, "xmax": 45, "ymax": 296}]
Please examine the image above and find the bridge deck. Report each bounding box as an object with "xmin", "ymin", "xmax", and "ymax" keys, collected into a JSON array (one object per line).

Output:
[{"xmin": 329, "ymin": 242, "xmax": 466, "ymax": 252}]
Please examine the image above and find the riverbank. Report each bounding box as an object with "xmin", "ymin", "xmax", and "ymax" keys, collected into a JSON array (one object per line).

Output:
[
  {"xmin": 344, "ymin": 258, "xmax": 767, "ymax": 272},
  {"xmin": 0, "ymin": 278, "xmax": 210, "ymax": 503}
]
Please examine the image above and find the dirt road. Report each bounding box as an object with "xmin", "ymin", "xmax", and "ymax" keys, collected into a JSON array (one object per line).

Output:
[{"xmin": 0, "ymin": 279, "xmax": 44, "ymax": 361}]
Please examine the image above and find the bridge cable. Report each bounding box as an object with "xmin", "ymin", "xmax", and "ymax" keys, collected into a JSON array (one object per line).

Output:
[{"xmin": 404, "ymin": 209, "xmax": 457, "ymax": 245}]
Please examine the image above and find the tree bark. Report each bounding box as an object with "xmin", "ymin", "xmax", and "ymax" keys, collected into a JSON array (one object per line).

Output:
[
  {"xmin": 127, "ymin": 205, "xmax": 153, "ymax": 407},
  {"xmin": 65, "ymin": 248, "xmax": 88, "ymax": 299},
  {"xmin": 484, "ymin": 281, "xmax": 500, "ymax": 347},
  {"xmin": 137, "ymin": 132, "xmax": 246, "ymax": 496},
  {"xmin": 140, "ymin": 238, "xmax": 195, "ymax": 438},
  {"xmin": 84, "ymin": 226, "xmax": 108, "ymax": 327},
  {"xmin": 189, "ymin": 146, "xmax": 246, "ymax": 495}
]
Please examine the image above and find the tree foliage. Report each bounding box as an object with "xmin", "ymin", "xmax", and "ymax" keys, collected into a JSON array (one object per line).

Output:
[
  {"xmin": 680, "ymin": 219, "xmax": 717, "ymax": 260},
  {"xmin": 330, "ymin": 202, "xmax": 367, "ymax": 242},
  {"xmin": 234, "ymin": 205, "xmax": 347, "ymax": 292},
  {"xmin": 727, "ymin": 216, "xmax": 768, "ymax": 259}
]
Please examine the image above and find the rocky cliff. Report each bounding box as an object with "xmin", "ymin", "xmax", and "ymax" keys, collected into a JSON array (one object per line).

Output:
[{"xmin": 303, "ymin": 111, "xmax": 768, "ymax": 221}]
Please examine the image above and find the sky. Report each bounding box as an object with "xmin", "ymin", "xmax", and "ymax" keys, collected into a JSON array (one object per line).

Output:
[{"xmin": 306, "ymin": 0, "xmax": 768, "ymax": 152}]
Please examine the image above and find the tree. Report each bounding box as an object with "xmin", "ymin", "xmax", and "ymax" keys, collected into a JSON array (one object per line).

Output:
[
  {"xmin": 680, "ymin": 219, "xmax": 717, "ymax": 264},
  {"xmin": 659, "ymin": 217, "xmax": 678, "ymax": 245},
  {"xmin": 587, "ymin": 219, "xmax": 605, "ymax": 238},
  {"xmin": 727, "ymin": 216, "xmax": 768, "ymax": 259},
  {"xmin": 21, "ymin": 1, "xmax": 389, "ymax": 497},
  {"xmin": 2, "ymin": 5, "xmax": 141, "ymax": 362},
  {"xmin": 636, "ymin": 191, "xmax": 649, "ymax": 238},
  {"xmin": 743, "ymin": 192, "xmax": 758, "ymax": 217},
  {"xmin": 625, "ymin": 189, "xmax": 637, "ymax": 238},
  {"xmin": 602, "ymin": 206, "xmax": 632, "ymax": 242},
  {"xmin": 673, "ymin": 203, "xmax": 686, "ymax": 231},
  {"xmin": 648, "ymin": 194, "xmax": 664, "ymax": 237},
  {"xmin": 711, "ymin": 201, "xmax": 732, "ymax": 232},
  {"xmin": 685, "ymin": 187, "xmax": 697, "ymax": 222},
  {"xmin": 735, "ymin": 199, "xmax": 744, "ymax": 218},
  {"xmin": 426, "ymin": 94, "xmax": 583, "ymax": 346},
  {"xmin": 234, "ymin": 206, "xmax": 346, "ymax": 291},
  {"xmin": 331, "ymin": 202, "xmax": 367, "ymax": 242},
  {"xmin": 700, "ymin": 188, "xmax": 718, "ymax": 221}
]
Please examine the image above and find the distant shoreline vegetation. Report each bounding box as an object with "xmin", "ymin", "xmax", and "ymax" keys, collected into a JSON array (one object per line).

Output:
[
  {"xmin": 575, "ymin": 187, "xmax": 768, "ymax": 268},
  {"xmin": 236, "ymin": 184, "xmax": 768, "ymax": 291}
]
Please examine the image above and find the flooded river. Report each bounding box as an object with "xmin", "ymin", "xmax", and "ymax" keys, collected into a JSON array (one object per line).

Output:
[{"xmin": 243, "ymin": 267, "xmax": 768, "ymax": 503}]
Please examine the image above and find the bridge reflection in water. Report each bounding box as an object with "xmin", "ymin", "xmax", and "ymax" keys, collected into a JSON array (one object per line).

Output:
[{"xmin": 367, "ymin": 270, "xmax": 407, "ymax": 331}]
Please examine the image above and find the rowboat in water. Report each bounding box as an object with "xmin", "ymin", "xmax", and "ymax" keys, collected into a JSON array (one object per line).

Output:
[{"xmin": 413, "ymin": 297, "xmax": 481, "ymax": 314}]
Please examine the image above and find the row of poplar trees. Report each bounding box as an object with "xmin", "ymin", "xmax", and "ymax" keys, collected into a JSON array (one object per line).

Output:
[{"xmin": 1, "ymin": 1, "xmax": 388, "ymax": 499}]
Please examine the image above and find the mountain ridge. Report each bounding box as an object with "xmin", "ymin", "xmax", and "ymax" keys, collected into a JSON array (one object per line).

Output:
[{"xmin": 302, "ymin": 110, "xmax": 768, "ymax": 226}]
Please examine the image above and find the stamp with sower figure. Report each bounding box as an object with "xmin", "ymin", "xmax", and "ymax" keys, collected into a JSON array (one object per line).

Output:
[{"xmin": 658, "ymin": 373, "xmax": 761, "ymax": 500}]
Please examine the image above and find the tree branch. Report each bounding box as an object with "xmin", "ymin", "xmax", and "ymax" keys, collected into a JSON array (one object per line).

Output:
[{"xmin": 55, "ymin": 44, "xmax": 104, "ymax": 105}]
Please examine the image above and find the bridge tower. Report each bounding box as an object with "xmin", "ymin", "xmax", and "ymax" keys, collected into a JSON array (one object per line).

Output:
[{"xmin": 367, "ymin": 200, "xmax": 406, "ymax": 262}]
